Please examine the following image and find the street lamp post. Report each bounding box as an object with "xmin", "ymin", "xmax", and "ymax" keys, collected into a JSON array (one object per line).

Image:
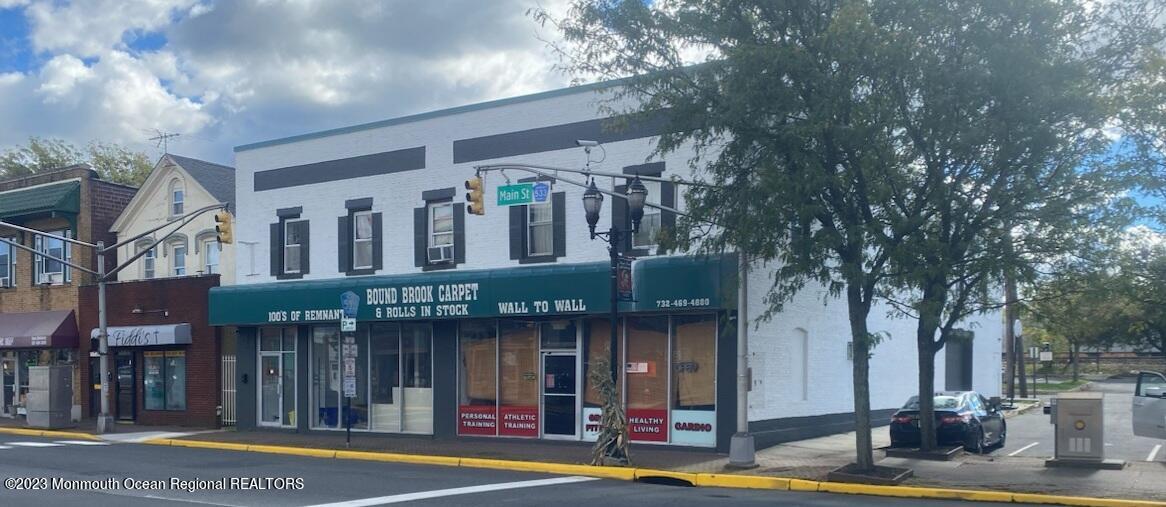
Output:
[{"xmin": 582, "ymin": 176, "xmax": 646, "ymax": 399}]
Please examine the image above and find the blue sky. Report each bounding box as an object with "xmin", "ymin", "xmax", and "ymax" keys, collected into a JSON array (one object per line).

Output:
[{"xmin": 0, "ymin": 0, "xmax": 572, "ymax": 165}]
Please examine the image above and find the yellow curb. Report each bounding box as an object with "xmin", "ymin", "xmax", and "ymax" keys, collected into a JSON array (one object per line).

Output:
[
  {"xmin": 694, "ymin": 473, "xmax": 789, "ymax": 490},
  {"xmin": 0, "ymin": 427, "xmax": 102, "ymax": 441},
  {"xmin": 246, "ymin": 444, "xmax": 337, "ymax": 459},
  {"xmin": 789, "ymin": 479, "xmax": 821, "ymax": 492},
  {"xmin": 817, "ymin": 482, "xmax": 1013, "ymax": 503},
  {"xmin": 334, "ymin": 450, "xmax": 460, "ymax": 467},
  {"xmin": 142, "ymin": 438, "xmax": 173, "ymax": 446},
  {"xmin": 632, "ymin": 469, "xmax": 698, "ymax": 484},
  {"xmin": 1012, "ymin": 492, "xmax": 1166, "ymax": 507},
  {"xmin": 169, "ymin": 439, "xmax": 252, "ymax": 452}
]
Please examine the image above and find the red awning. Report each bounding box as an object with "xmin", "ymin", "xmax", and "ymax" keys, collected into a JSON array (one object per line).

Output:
[{"xmin": 0, "ymin": 310, "xmax": 79, "ymax": 349}]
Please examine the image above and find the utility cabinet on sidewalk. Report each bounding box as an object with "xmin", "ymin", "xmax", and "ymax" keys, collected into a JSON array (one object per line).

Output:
[
  {"xmin": 1045, "ymin": 391, "xmax": 1122, "ymax": 469},
  {"xmin": 25, "ymin": 365, "xmax": 74, "ymax": 429}
]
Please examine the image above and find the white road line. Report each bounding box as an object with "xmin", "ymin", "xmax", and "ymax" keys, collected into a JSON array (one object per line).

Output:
[
  {"xmin": 54, "ymin": 440, "xmax": 110, "ymax": 446},
  {"xmin": 302, "ymin": 476, "xmax": 599, "ymax": 507},
  {"xmin": 0, "ymin": 445, "xmax": 12, "ymax": 449},
  {"xmin": 1147, "ymin": 444, "xmax": 1162, "ymax": 462},
  {"xmin": 1008, "ymin": 442, "xmax": 1040, "ymax": 457},
  {"xmin": 5, "ymin": 442, "xmax": 63, "ymax": 447}
]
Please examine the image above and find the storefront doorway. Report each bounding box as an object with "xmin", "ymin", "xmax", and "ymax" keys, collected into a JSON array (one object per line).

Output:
[
  {"xmin": 1, "ymin": 357, "xmax": 14, "ymax": 417},
  {"xmin": 259, "ymin": 327, "xmax": 296, "ymax": 428},
  {"xmin": 115, "ymin": 351, "xmax": 135, "ymax": 422},
  {"xmin": 541, "ymin": 352, "xmax": 577, "ymax": 438}
]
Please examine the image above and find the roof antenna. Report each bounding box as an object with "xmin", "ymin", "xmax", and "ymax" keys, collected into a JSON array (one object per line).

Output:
[{"xmin": 148, "ymin": 130, "xmax": 181, "ymax": 154}]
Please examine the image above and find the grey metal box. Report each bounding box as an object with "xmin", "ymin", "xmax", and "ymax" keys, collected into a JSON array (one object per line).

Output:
[
  {"xmin": 1054, "ymin": 392, "xmax": 1104, "ymax": 461},
  {"xmin": 26, "ymin": 411, "xmax": 71, "ymax": 428},
  {"xmin": 25, "ymin": 366, "xmax": 74, "ymax": 429}
]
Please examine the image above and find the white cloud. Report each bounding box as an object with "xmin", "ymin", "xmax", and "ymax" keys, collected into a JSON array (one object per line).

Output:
[{"xmin": 0, "ymin": 0, "xmax": 575, "ymax": 163}]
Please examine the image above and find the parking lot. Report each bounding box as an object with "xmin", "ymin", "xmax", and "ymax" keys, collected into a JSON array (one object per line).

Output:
[{"xmin": 993, "ymin": 378, "xmax": 1162, "ymax": 463}]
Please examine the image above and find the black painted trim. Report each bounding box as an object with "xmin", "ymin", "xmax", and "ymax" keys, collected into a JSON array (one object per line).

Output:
[
  {"xmin": 255, "ymin": 147, "xmax": 426, "ymax": 191},
  {"xmin": 748, "ymin": 408, "xmax": 899, "ymax": 449},
  {"xmin": 453, "ymin": 112, "xmax": 670, "ymax": 164},
  {"xmin": 276, "ymin": 207, "xmax": 302, "ymax": 218},
  {"xmin": 422, "ymin": 188, "xmax": 456, "ymax": 201},
  {"xmin": 345, "ymin": 197, "xmax": 373, "ymax": 210}
]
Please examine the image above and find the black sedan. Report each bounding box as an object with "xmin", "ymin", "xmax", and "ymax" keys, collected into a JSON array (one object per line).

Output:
[{"xmin": 889, "ymin": 391, "xmax": 1006, "ymax": 452}]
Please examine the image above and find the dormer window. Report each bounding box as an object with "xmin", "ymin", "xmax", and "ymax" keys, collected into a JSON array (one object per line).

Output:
[{"xmin": 170, "ymin": 179, "xmax": 185, "ymax": 217}]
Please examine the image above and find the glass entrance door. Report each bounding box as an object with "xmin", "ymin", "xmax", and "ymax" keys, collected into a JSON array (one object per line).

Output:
[
  {"xmin": 115, "ymin": 351, "xmax": 135, "ymax": 421},
  {"xmin": 542, "ymin": 353, "xmax": 577, "ymax": 437},
  {"xmin": 260, "ymin": 354, "xmax": 282, "ymax": 426},
  {"xmin": 1, "ymin": 357, "xmax": 14, "ymax": 417}
]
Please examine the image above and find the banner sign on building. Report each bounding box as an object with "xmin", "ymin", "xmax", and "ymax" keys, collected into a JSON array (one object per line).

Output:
[
  {"xmin": 617, "ymin": 256, "xmax": 633, "ymax": 302},
  {"xmin": 90, "ymin": 324, "xmax": 192, "ymax": 347}
]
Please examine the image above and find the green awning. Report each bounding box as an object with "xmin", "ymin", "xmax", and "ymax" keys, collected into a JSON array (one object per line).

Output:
[
  {"xmin": 0, "ymin": 181, "xmax": 81, "ymax": 220},
  {"xmin": 209, "ymin": 254, "xmax": 736, "ymax": 326}
]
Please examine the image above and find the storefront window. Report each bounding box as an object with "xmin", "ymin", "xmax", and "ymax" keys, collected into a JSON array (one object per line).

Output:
[
  {"xmin": 369, "ymin": 323, "xmax": 400, "ymax": 432},
  {"xmin": 540, "ymin": 321, "xmax": 577, "ymax": 349},
  {"xmin": 626, "ymin": 316, "xmax": 669, "ymax": 442},
  {"xmin": 458, "ymin": 320, "xmax": 497, "ymax": 435},
  {"xmin": 499, "ymin": 321, "xmax": 538, "ymax": 437},
  {"xmin": 311, "ymin": 326, "xmax": 342, "ymax": 429},
  {"xmin": 671, "ymin": 315, "xmax": 717, "ymax": 446},
  {"xmin": 401, "ymin": 323, "xmax": 432, "ymax": 433},
  {"xmin": 144, "ymin": 350, "xmax": 186, "ymax": 411},
  {"xmin": 582, "ymin": 318, "xmax": 624, "ymax": 440},
  {"xmin": 259, "ymin": 326, "xmax": 296, "ymax": 427}
]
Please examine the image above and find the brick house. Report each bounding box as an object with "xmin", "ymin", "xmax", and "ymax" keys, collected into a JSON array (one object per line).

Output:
[
  {"xmin": 76, "ymin": 154, "xmax": 235, "ymax": 428},
  {"xmin": 0, "ymin": 166, "xmax": 135, "ymax": 421}
]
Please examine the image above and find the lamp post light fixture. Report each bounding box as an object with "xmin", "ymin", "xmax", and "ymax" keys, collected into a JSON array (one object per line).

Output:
[{"xmin": 581, "ymin": 176, "xmax": 646, "ymax": 386}]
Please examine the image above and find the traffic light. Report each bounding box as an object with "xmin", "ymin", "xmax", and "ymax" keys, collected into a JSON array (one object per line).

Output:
[
  {"xmin": 215, "ymin": 210, "xmax": 234, "ymax": 244},
  {"xmin": 465, "ymin": 176, "xmax": 485, "ymax": 215}
]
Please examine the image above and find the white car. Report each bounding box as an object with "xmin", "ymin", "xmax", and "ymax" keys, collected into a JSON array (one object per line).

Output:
[{"xmin": 1133, "ymin": 371, "xmax": 1166, "ymax": 439}]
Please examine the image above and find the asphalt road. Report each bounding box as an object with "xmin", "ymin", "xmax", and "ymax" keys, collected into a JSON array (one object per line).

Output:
[
  {"xmin": 0, "ymin": 435, "xmax": 1013, "ymax": 507},
  {"xmin": 994, "ymin": 379, "xmax": 1163, "ymax": 463}
]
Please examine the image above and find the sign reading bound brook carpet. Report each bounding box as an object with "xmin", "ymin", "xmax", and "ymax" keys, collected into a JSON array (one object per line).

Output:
[{"xmin": 207, "ymin": 255, "xmax": 734, "ymax": 326}]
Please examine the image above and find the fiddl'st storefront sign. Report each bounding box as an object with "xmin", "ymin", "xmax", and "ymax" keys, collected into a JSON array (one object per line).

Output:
[{"xmin": 208, "ymin": 256, "xmax": 734, "ymax": 326}]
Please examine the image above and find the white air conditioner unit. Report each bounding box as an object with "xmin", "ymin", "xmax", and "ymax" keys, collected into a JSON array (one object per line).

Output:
[
  {"xmin": 0, "ymin": 277, "xmax": 9, "ymax": 288},
  {"xmin": 39, "ymin": 272, "xmax": 64, "ymax": 285},
  {"xmin": 427, "ymin": 245, "xmax": 453, "ymax": 264}
]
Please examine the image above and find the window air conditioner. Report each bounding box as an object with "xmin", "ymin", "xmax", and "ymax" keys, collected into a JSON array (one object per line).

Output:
[
  {"xmin": 427, "ymin": 245, "xmax": 453, "ymax": 264},
  {"xmin": 39, "ymin": 272, "xmax": 64, "ymax": 285}
]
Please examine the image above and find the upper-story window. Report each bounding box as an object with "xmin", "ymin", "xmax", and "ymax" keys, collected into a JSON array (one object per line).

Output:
[
  {"xmin": 170, "ymin": 179, "xmax": 184, "ymax": 217},
  {"xmin": 203, "ymin": 238, "xmax": 219, "ymax": 275},
  {"xmin": 353, "ymin": 210, "xmax": 374, "ymax": 270},
  {"xmin": 428, "ymin": 201, "xmax": 454, "ymax": 263},
  {"xmin": 508, "ymin": 185, "xmax": 565, "ymax": 264},
  {"xmin": 138, "ymin": 242, "xmax": 156, "ymax": 279},
  {"xmin": 632, "ymin": 179, "xmax": 662, "ymax": 250},
  {"xmin": 270, "ymin": 208, "xmax": 309, "ymax": 279},
  {"xmin": 527, "ymin": 202, "xmax": 552, "ymax": 257},
  {"xmin": 34, "ymin": 230, "xmax": 70, "ymax": 285},
  {"xmin": 0, "ymin": 236, "xmax": 14, "ymax": 288},
  {"xmin": 171, "ymin": 239, "xmax": 187, "ymax": 276},
  {"xmin": 284, "ymin": 219, "xmax": 308, "ymax": 275},
  {"xmin": 413, "ymin": 189, "xmax": 463, "ymax": 270}
]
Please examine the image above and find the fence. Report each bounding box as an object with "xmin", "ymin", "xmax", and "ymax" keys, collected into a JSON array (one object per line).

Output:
[{"xmin": 221, "ymin": 354, "xmax": 236, "ymax": 426}]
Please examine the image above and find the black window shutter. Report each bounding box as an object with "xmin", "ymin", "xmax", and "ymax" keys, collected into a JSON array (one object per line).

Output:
[
  {"xmin": 509, "ymin": 205, "xmax": 524, "ymax": 260},
  {"xmin": 413, "ymin": 207, "xmax": 427, "ymax": 267},
  {"xmin": 552, "ymin": 192, "xmax": 566, "ymax": 258},
  {"xmin": 269, "ymin": 223, "xmax": 281, "ymax": 276},
  {"xmin": 660, "ymin": 181, "xmax": 677, "ymax": 252},
  {"xmin": 612, "ymin": 184, "xmax": 630, "ymax": 253},
  {"xmin": 453, "ymin": 203, "xmax": 466, "ymax": 264},
  {"xmin": 337, "ymin": 216, "xmax": 351, "ymax": 273},
  {"xmin": 371, "ymin": 212, "xmax": 383, "ymax": 271},
  {"xmin": 300, "ymin": 220, "xmax": 310, "ymax": 274}
]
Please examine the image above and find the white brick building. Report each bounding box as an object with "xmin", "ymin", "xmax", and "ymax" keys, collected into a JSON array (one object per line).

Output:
[{"xmin": 211, "ymin": 82, "xmax": 1003, "ymax": 450}]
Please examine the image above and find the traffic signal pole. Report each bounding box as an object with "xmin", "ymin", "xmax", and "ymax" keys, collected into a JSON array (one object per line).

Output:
[{"xmin": 0, "ymin": 202, "xmax": 227, "ymax": 433}]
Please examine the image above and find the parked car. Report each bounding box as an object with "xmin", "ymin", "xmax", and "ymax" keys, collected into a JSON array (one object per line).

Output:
[
  {"xmin": 1133, "ymin": 371, "xmax": 1166, "ymax": 439},
  {"xmin": 889, "ymin": 391, "xmax": 1006, "ymax": 452}
]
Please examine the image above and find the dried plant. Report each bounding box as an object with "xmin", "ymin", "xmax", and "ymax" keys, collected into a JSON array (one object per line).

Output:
[{"xmin": 589, "ymin": 358, "xmax": 630, "ymax": 466}]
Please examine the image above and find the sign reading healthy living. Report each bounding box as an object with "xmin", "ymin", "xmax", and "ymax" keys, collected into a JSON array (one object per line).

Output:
[
  {"xmin": 207, "ymin": 255, "xmax": 735, "ymax": 326},
  {"xmin": 497, "ymin": 181, "xmax": 551, "ymax": 207}
]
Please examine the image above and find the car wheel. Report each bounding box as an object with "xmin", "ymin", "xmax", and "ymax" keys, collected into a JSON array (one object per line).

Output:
[{"xmin": 966, "ymin": 427, "xmax": 985, "ymax": 454}]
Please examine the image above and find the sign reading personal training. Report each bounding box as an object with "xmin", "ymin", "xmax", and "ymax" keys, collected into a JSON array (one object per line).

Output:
[{"xmin": 208, "ymin": 255, "xmax": 734, "ymax": 326}]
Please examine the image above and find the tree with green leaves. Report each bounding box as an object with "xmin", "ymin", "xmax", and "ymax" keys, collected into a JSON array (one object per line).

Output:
[
  {"xmin": 540, "ymin": 0, "xmax": 1164, "ymax": 468},
  {"xmin": 0, "ymin": 137, "xmax": 153, "ymax": 186},
  {"xmin": 1030, "ymin": 269, "xmax": 1129, "ymax": 382}
]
